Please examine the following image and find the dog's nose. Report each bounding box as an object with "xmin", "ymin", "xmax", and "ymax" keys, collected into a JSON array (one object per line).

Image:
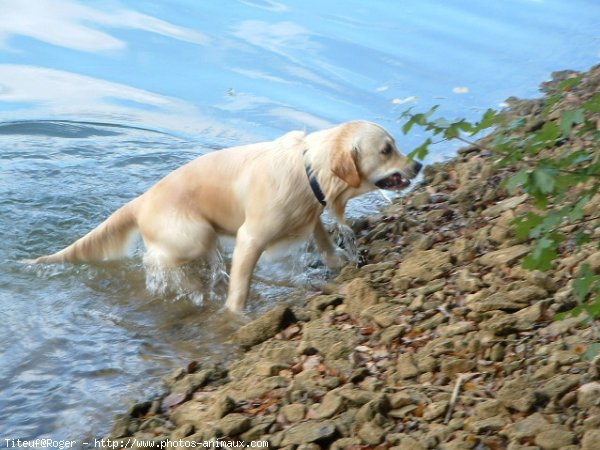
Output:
[{"xmin": 412, "ymin": 160, "xmax": 423, "ymax": 174}]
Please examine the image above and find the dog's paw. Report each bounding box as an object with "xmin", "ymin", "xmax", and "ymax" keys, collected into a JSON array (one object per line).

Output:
[{"xmin": 324, "ymin": 248, "xmax": 348, "ymax": 270}]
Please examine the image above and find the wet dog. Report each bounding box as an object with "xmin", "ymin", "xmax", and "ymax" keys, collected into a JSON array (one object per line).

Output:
[{"xmin": 30, "ymin": 121, "xmax": 422, "ymax": 312}]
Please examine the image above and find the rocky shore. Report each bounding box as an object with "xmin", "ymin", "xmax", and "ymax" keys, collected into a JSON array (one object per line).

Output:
[{"xmin": 105, "ymin": 65, "xmax": 600, "ymax": 450}]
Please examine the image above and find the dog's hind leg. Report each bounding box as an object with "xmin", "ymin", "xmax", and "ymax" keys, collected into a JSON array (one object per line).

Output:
[{"xmin": 225, "ymin": 223, "xmax": 267, "ymax": 313}]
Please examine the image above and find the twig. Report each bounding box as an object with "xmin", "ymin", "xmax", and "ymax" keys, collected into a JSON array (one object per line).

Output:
[{"xmin": 444, "ymin": 372, "xmax": 480, "ymax": 424}]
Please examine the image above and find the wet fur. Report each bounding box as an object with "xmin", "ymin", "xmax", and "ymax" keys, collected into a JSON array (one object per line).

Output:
[{"xmin": 30, "ymin": 121, "xmax": 420, "ymax": 312}]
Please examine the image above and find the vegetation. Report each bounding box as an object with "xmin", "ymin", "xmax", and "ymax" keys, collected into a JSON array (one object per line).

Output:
[{"xmin": 399, "ymin": 76, "xmax": 600, "ymax": 324}]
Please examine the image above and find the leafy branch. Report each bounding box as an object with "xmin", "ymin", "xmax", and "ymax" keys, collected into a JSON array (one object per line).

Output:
[{"xmin": 400, "ymin": 77, "xmax": 600, "ymax": 324}]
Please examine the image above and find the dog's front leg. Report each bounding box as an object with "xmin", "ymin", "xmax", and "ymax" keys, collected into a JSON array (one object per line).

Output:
[
  {"xmin": 225, "ymin": 225, "xmax": 265, "ymax": 313},
  {"xmin": 313, "ymin": 218, "xmax": 345, "ymax": 269}
]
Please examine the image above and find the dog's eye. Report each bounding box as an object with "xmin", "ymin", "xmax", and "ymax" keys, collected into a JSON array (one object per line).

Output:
[{"xmin": 381, "ymin": 144, "xmax": 393, "ymax": 155}]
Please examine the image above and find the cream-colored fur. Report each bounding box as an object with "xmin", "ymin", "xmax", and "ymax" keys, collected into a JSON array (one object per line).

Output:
[{"xmin": 30, "ymin": 121, "xmax": 421, "ymax": 312}]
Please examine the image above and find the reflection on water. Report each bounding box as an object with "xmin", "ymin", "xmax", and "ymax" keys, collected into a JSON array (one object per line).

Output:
[{"xmin": 1, "ymin": 0, "xmax": 599, "ymax": 443}]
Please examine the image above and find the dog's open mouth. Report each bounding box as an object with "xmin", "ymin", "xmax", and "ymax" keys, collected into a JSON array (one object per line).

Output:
[{"xmin": 375, "ymin": 172, "xmax": 410, "ymax": 190}]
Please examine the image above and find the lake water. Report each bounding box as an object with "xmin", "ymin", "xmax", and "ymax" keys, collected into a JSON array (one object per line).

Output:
[{"xmin": 1, "ymin": 0, "xmax": 599, "ymax": 444}]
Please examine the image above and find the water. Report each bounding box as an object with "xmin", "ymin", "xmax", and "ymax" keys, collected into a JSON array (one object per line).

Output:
[{"xmin": 1, "ymin": 0, "xmax": 599, "ymax": 444}]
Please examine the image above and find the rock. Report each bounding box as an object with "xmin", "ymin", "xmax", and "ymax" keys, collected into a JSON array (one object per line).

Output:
[
  {"xmin": 397, "ymin": 436, "xmax": 426, "ymax": 450},
  {"xmin": 396, "ymin": 249, "xmax": 452, "ymax": 282},
  {"xmin": 281, "ymin": 403, "xmax": 306, "ymax": 422},
  {"xmin": 454, "ymin": 269, "xmax": 482, "ymax": 292},
  {"xmin": 217, "ymin": 413, "xmax": 251, "ymax": 436},
  {"xmin": 479, "ymin": 244, "xmax": 530, "ymax": 267},
  {"xmin": 497, "ymin": 376, "xmax": 539, "ymax": 412},
  {"xmin": 480, "ymin": 312, "xmax": 518, "ymax": 335},
  {"xmin": 438, "ymin": 321, "xmax": 477, "ymax": 337},
  {"xmin": 231, "ymin": 305, "xmax": 296, "ymax": 349},
  {"xmin": 396, "ymin": 353, "xmax": 420, "ymax": 379},
  {"xmin": 482, "ymin": 194, "xmax": 529, "ymax": 217},
  {"xmin": 210, "ymin": 395, "xmax": 236, "ymax": 419},
  {"xmin": 536, "ymin": 374, "xmax": 580, "ymax": 402},
  {"xmin": 582, "ymin": 429, "xmax": 600, "ymax": 450},
  {"xmin": 280, "ymin": 420, "xmax": 337, "ymax": 446},
  {"xmin": 473, "ymin": 399, "xmax": 507, "ymax": 420},
  {"xmin": 440, "ymin": 358, "xmax": 476, "ymax": 378},
  {"xmin": 342, "ymin": 277, "xmax": 379, "ymax": 317},
  {"xmin": 449, "ymin": 237, "xmax": 475, "ymax": 263},
  {"xmin": 170, "ymin": 369, "xmax": 213, "ymax": 395},
  {"xmin": 308, "ymin": 294, "xmax": 343, "ymax": 311},
  {"xmin": 358, "ymin": 422, "xmax": 385, "ymax": 445},
  {"xmin": 423, "ymin": 400, "xmax": 448, "ymax": 421},
  {"xmin": 534, "ymin": 429, "xmax": 575, "ymax": 450},
  {"xmin": 585, "ymin": 251, "xmax": 600, "ymax": 273},
  {"xmin": 412, "ymin": 192, "xmax": 432, "ymax": 207},
  {"xmin": 311, "ymin": 391, "xmax": 343, "ymax": 419},
  {"xmin": 577, "ymin": 382, "xmax": 600, "ymax": 408},
  {"xmin": 466, "ymin": 416, "xmax": 508, "ymax": 434},
  {"xmin": 501, "ymin": 412, "xmax": 550, "ymax": 440},
  {"xmin": 355, "ymin": 394, "xmax": 390, "ymax": 425}
]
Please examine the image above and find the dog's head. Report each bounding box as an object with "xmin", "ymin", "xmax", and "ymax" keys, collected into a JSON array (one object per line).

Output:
[{"xmin": 331, "ymin": 121, "xmax": 422, "ymax": 191}]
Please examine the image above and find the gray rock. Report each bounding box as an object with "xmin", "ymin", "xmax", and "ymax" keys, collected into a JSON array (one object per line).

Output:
[
  {"xmin": 396, "ymin": 353, "xmax": 420, "ymax": 379},
  {"xmin": 357, "ymin": 422, "xmax": 385, "ymax": 445},
  {"xmin": 396, "ymin": 249, "xmax": 452, "ymax": 282},
  {"xmin": 438, "ymin": 321, "xmax": 477, "ymax": 337},
  {"xmin": 397, "ymin": 436, "xmax": 426, "ymax": 450},
  {"xmin": 343, "ymin": 277, "xmax": 379, "ymax": 317},
  {"xmin": 210, "ymin": 395, "xmax": 236, "ymax": 419},
  {"xmin": 466, "ymin": 416, "xmax": 507, "ymax": 434},
  {"xmin": 582, "ymin": 429, "xmax": 600, "ymax": 450},
  {"xmin": 217, "ymin": 413, "xmax": 251, "ymax": 436},
  {"xmin": 536, "ymin": 374, "xmax": 580, "ymax": 402},
  {"xmin": 280, "ymin": 403, "xmax": 306, "ymax": 422},
  {"xmin": 479, "ymin": 244, "xmax": 530, "ymax": 267},
  {"xmin": 231, "ymin": 305, "xmax": 296, "ymax": 349},
  {"xmin": 422, "ymin": 400, "xmax": 448, "ymax": 421},
  {"xmin": 577, "ymin": 382, "xmax": 600, "ymax": 408},
  {"xmin": 497, "ymin": 376, "xmax": 538, "ymax": 412},
  {"xmin": 473, "ymin": 399, "xmax": 507, "ymax": 420},
  {"xmin": 280, "ymin": 420, "xmax": 337, "ymax": 446},
  {"xmin": 311, "ymin": 391, "xmax": 343, "ymax": 419},
  {"xmin": 534, "ymin": 429, "xmax": 575, "ymax": 450}
]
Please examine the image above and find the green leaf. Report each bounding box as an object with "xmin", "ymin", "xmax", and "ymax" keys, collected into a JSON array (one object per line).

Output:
[
  {"xmin": 502, "ymin": 169, "xmax": 529, "ymax": 193},
  {"xmin": 512, "ymin": 212, "xmax": 543, "ymax": 239},
  {"xmin": 532, "ymin": 168, "xmax": 556, "ymax": 194},
  {"xmin": 584, "ymin": 343, "xmax": 600, "ymax": 360},
  {"xmin": 583, "ymin": 92, "xmax": 600, "ymax": 113},
  {"xmin": 534, "ymin": 122, "xmax": 561, "ymax": 149},
  {"xmin": 558, "ymin": 75, "xmax": 582, "ymax": 92},
  {"xmin": 471, "ymin": 108, "xmax": 503, "ymax": 134},
  {"xmin": 560, "ymin": 108, "xmax": 585, "ymax": 138},
  {"xmin": 573, "ymin": 264, "xmax": 598, "ymax": 300},
  {"xmin": 408, "ymin": 138, "xmax": 432, "ymax": 160}
]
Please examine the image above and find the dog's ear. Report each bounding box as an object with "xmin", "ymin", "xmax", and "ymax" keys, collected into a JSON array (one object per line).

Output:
[{"xmin": 331, "ymin": 146, "xmax": 361, "ymax": 188}]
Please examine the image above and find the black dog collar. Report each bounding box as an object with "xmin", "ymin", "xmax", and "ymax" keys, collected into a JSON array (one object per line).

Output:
[{"xmin": 303, "ymin": 153, "xmax": 326, "ymax": 206}]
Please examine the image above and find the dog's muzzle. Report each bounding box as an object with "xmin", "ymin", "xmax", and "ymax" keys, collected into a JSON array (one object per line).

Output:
[{"xmin": 375, "ymin": 172, "xmax": 410, "ymax": 190}]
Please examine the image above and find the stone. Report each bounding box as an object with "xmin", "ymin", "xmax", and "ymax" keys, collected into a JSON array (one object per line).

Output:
[
  {"xmin": 358, "ymin": 422, "xmax": 385, "ymax": 445},
  {"xmin": 412, "ymin": 191, "xmax": 432, "ymax": 207},
  {"xmin": 454, "ymin": 269, "xmax": 482, "ymax": 292},
  {"xmin": 311, "ymin": 391, "xmax": 343, "ymax": 419},
  {"xmin": 473, "ymin": 399, "xmax": 507, "ymax": 420},
  {"xmin": 397, "ymin": 436, "xmax": 426, "ymax": 450},
  {"xmin": 342, "ymin": 277, "xmax": 379, "ymax": 317},
  {"xmin": 482, "ymin": 194, "xmax": 529, "ymax": 217},
  {"xmin": 534, "ymin": 429, "xmax": 575, "ymax": 450},
  {"xmin": 582, "ymin": 429, "xmax": 600, "ymax": 450},
  {"xmin": 216, "ymin": 413, "xmax": 250, "ymax": 436},
  {"xmin": 210, "ymin": 395, "xmax": 236, "ymax": 419},
  {"xmin": 536, "ymin": 374, "xmax": 580, "ymax": 402},
  {"xmin": 396, "ymin": 249, "xmax": 453, "ymax": 282},
  {"xmin": 585, "ymin": 251, "xmax": 600, "ymax": 273},
  {"xmin": 479, "ymin": 244, "xmax": 530, "ymax": 267},
  {"xmin": 280, "ymin": 420, "xmax": 337, "ymax": 446},
  {"xmin": 466, "ymin": 416, "xmax": 507, "ymax": 434},
  {"xmin": 281, "ymin": 403, "xmax": 306, "ymax": 422},
  {"xmin": 231, "ymin": 305, "xmax": 296, "ymax": 349},
  {"xmin": 449, "ymin": 237, "xmax": 475, "ymax": 263},
  {"xmin": 577, "ymin": 382, "xmax": 600, "ymax": 408},
  {"xmin": 422, "ymin": 400, "xmax": 448, "ymax": 421},
  {"xmin": 396, "ymin": 353, "xmax": 420, "ymax": 379},
  {"xmin": 497, "ymin": 376, "xmax": 538, "ymax": 412},
  {"xmin": 438, "ymin": 321, "xmax": 477, "ymax": 337}
]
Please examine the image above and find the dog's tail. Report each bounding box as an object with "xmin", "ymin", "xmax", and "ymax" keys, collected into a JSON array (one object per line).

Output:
[{"xmin": 30, "ymin": 200, "xmax": 139, "ymax": 264}]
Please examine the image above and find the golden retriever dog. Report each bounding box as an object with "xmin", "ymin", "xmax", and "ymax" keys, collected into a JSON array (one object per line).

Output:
[{"xmin": 30, "ymin": 121, "xmax": 422, "ymax": 312}]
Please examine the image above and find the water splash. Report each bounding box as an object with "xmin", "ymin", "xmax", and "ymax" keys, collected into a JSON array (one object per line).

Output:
[
  {"xmin": 143, "ymin": 249, "xmax": 228, "ymax": 306},
  {"xmin": 333, "ymin": 223, "xmax": 359, "ymax": 263}
]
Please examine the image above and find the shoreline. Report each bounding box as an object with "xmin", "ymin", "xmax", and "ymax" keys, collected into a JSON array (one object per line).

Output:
[{"xmin": 102, "ymin": 64, "xmax": 600, "ymax": 449}]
